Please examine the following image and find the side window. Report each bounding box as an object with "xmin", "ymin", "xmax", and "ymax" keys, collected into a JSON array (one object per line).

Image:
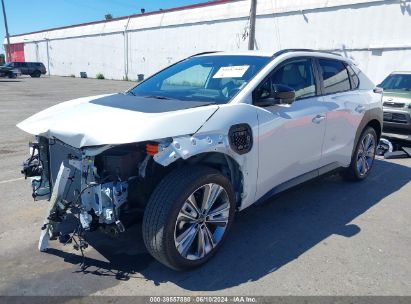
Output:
[
  {"xmin": 255, "ymin": 58, "xmax": 316, "ymax": 101},
  {"xmin": 346, "ymin": 64, "xmax": 359, "ymax": 89},
  {"xmin": 318, "ymin": 59, "xmax": 351, "ymax": 94}
]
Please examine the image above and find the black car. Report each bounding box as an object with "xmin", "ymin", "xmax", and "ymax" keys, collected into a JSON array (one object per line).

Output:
[
  {"xmin": 0, "ymin": 63, "xmax": 22, "ymax": 78},
  {"xmin": 5, "ymin": 62, "xmax": 47, "ymax": 77}
]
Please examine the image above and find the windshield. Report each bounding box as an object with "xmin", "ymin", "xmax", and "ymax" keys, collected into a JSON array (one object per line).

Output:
[
  {"xmin": 128, "ymin": 55, "xmax": 270, "ymax": 103},
  {"xmin": 3, "ymin": 62, "xmax": 13, "ymax": 68},
  {"xmin": 379, "ymin": 74, "xmax": 411, "ymax": 91}
]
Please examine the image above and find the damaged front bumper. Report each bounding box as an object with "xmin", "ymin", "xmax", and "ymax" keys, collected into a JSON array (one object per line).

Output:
[{"xmin": 22, "ymin": 137, "xmax": 130, "ymax": 251}]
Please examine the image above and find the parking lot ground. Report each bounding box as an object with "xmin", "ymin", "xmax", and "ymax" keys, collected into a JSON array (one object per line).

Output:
[{"xmin": 0, "ymin": 77, "xmax": 410, "ymax": 296}]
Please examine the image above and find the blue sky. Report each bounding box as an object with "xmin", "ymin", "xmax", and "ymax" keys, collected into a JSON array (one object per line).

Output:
[{"xmin": 0, "ymin": 0, "xmax": 210, "ymax": 54}]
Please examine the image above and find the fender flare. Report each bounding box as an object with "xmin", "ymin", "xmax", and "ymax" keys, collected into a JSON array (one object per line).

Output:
[{"xmin": 352, "ymin": 107, "xmax": 383, "ymax": 157}]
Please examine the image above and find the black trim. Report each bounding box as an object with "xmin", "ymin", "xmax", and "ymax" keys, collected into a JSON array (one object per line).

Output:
[
  {"xmin": 255, "ymin": 162, "xmax": 342, "ymax": 205},
  {"xmin": 313, "ymin": 57, "xmax": 326, "ymax": 95},
  {"xmin": 351, "ymin": 107, "xmax": 383, "ymax": 158},
  {"xmin": 312, "ymin": 57, "xmax": 322, "ymax": 95},
  {"xmin": 189, "ymin": 51, "xmax": 219, "ymax": 57},
  {"xmin": 344, "ymin": 63, "xmax": 360, "ymax": 90}
]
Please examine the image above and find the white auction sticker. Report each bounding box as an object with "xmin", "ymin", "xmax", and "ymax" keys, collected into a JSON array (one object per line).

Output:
[{"xmin": 213, "ymin": 65, "xmax": 250, "ymax": 78}]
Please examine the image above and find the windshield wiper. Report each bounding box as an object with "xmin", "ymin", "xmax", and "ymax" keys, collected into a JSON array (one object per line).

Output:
[{"xmin": 144, "ymin": 95, "xmax": 171, "ymax": 100}]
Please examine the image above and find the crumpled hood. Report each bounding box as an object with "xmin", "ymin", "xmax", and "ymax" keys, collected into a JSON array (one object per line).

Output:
[{"xmin": 17, "ymin": 93, "xmax": 219, "ymax": 148}]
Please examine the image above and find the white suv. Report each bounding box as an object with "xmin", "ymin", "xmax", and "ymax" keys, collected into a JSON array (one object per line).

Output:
[{"xmin": 18, "ymin": 50, "xmax": 383, "ymax": 271}]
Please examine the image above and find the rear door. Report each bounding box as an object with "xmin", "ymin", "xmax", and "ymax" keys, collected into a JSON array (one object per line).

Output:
[
  {"xmin": 18, "ymin": 62, "xmax": 28, "ymax": 74},
  {"xmin": 316, "ymin": 58, "xmax": 364, "ymax": 167}
]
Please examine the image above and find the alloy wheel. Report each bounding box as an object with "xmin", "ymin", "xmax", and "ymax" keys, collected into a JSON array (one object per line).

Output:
[
  {"xmin": 174, "ymin": 183, "xmax": 230, "ymax": 260},
  {"xmin": 356, "ymin": 133, "xmax": 376, "ymax": 177}
]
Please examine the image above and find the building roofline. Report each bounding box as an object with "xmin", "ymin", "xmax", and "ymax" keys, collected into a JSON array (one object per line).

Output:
[{"xmin": 9, "ymin": 0, "xmax": 234, "ymax": 38}]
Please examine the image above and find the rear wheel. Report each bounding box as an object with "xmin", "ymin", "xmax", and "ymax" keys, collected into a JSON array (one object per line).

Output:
[
  {"xmin": 143, "ymin": 165, "xmax": 235, "ymax": 271},
  {"xmin": 342, "ymin": 127, "xmax": 377, "ymax": 181},
  {"xmin": 30, "ymin": 70, "xmax": 41, "ymax": 78}
]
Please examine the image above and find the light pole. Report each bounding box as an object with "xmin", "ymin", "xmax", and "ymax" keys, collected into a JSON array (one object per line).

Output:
[{"xmin": 1, "ymin": 0, "xmax": 11, "ymax": 61}]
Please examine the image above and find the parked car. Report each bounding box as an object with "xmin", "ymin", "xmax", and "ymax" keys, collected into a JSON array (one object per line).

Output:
[
  {"xmin": 17, "ymin": 50, "xmax": 382, "ymax": 271},
  {"xmin": 378, "ymin": 71, "xmax": 411, "ymax": 135},
  {"xmin": 0, "ymin": 63, "xmax": 21, "ymax": 78},
  {"xmin": 6, "ymin": 61, "xmax": 46, "ymax": 77}
]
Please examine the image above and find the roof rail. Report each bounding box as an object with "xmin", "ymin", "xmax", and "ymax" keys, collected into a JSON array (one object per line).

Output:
[
  {"xmin": 273, "ymin": 49, "xmax": 342, "ymax": 57},
  {"xmin": 190, "ymin": 51, "xmax": 219, "ymax": 57}
]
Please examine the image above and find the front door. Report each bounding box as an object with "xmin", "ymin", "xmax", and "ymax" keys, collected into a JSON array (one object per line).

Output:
[{"xmin": 254, "ymin": 57, "xmax": 329, "ymax": 200}]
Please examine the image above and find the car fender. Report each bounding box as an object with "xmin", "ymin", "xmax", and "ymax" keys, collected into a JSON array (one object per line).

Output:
[{"xmin": 154, "ymin": 103, "xmax": 260, "ymax": 210}]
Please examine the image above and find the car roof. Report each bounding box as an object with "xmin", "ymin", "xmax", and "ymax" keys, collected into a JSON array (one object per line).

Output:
[
  {"xmin": 390, "ymin": 71, "xmax": 411, "ymax": 75},
  {"xmin": 194, "ymin": 49, "xmax": 352, "ymax": 63},
  {"xmin": 195, "ymin": 51, "xmax": 274, "ymax": 57}
]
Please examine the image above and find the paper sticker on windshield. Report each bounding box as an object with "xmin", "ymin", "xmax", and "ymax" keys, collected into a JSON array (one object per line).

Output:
[{"xmin": 213, "ymin": 65, "xmax": 250, "ymax": 78}]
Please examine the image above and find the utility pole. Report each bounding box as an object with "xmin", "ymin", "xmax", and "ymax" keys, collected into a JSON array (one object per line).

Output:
[
  {"xmin": 1, "ymin": 0, "xmax": 11, "ymax": 61},
  {"xmin": 45, "ymin": 38, "xmax": 50, "ymax": 77},
  {"xmin": 248, "ymin": 0, "xmax": 257, "ymax": 50}
]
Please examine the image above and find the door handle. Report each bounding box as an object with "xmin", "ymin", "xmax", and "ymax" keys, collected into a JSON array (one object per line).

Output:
[
  {"xmin": 355, "ymin": 105, "xmax": 366, "ymax": 113},
  {"xmin": 312, "ymin": 114, "xmax": 326, "ymax": 124}
]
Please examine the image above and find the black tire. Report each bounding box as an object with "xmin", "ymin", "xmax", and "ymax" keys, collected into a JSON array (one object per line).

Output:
[
  {"xmin": 342, "ymin": 126, "xmax": 377, "ymax": 181},
  {"xmin": 143, "ymin": 165, "xmax": 235, "ymax": 271},
  {"xmin": 7, "ymin": 72, "xmax": 16, "ymax": 79},
  {"xmin": 30, "ymin": 70, "xmax": 41, "ymax": 78}
]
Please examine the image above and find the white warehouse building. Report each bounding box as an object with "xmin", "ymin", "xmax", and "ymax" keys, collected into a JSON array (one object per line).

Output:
[{"xmin": 4, "ymin": 0, "xmax": 411, "ymax": 83}]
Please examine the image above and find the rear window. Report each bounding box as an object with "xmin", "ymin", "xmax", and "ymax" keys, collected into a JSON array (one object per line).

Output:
[{"xmin": 318, "ymin": 59, "xmax": 351, "ymax": 94}]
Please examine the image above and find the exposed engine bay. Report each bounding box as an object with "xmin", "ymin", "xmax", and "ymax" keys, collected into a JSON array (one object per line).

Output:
[{"xmin": 22, "ymin": 136, "xmax": 175, "ymax": 251}]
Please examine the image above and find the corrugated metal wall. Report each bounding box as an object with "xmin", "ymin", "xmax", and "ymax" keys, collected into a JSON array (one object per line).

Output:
[{"xmin": 6, "ymin": 0, "xmax": 411, "ymax": 83}]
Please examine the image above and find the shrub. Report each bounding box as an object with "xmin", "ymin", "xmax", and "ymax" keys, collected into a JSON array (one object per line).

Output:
[{"xmin": 96, "ymin": 73, "xmax": 105, "ymax": 79}]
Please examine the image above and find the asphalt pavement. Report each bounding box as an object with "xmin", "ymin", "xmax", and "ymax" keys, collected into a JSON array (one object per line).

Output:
[{"xmin": 0, "ymin": 76, "xmax": 410, "ymax": 296}]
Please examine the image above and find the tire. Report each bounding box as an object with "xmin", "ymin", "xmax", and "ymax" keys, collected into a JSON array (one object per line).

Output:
[
  {"xmin": 342, "ymin": 126, "xmax": 377, "ymax": 181},
  {"xmin": 30, "ymin": 70, "xmax": 41, "ymax": 78},
  {"xmin": 143, "ymin": 165, "xmax": 236, "ymax": 271},
  {"xmin": 8, "ymin": 72, "xmax": 16, "ymax": 79}
]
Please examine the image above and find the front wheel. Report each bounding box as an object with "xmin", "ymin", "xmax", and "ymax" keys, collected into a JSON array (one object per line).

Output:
[
  {"xmin": 143, "ymin": 165, "xmax": 235, "ymax": 271},
  {"xmin": 342, "ymin": 127, "xmax": 377, "ymax": 181}
]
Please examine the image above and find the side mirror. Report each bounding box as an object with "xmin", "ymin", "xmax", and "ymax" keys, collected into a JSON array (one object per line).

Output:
[
  {"xmin": 272, "ymin": 84, "xmax": 296, "ymax": 104},
  {"xmin": 254, "ymin": 84, "xmax": 296, "ymax": 107}
]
